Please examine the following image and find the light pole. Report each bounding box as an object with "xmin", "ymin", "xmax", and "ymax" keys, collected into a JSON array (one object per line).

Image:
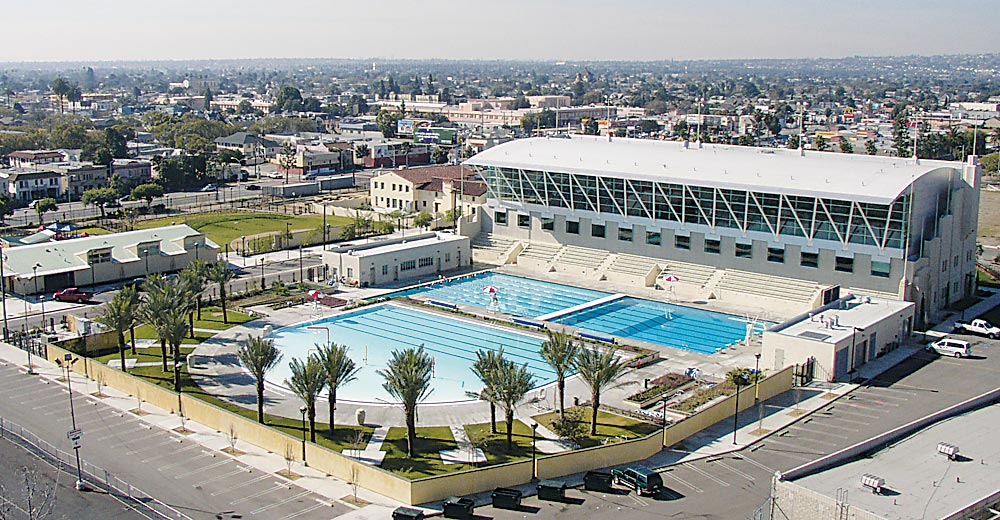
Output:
[
  {"xmin": 530, "ymin": 422, "xmax": 539, "ymax": 481},
  {"xmin": 240, "ymin": 236, "xmax": 246, "ymax": 258},
  {"xmin": 661, "ymin": 398, "xmax": 668, "ymax": 446},
  {"xmin": 194, "ymin": 242, "xmax": 200, "ymax": 261},
  {"xmin": 1, "ymin": 252, "xmax": 9, "ymax": 342},
  {"xmin": 298, "ymin": 245, "xmax": 303, "ymax": 282},
  {"xmin": 322, "ymin": 203, "xmax": 328, "ymax": 248},
  {"xmin": 32, "ymin": 263, "xmax": 40, "ymax": 294},
  {"xmin": 299, "ymin": 405, "xmax": 308, "ymax": 466},
  {"xmin": 753, "ymin": 353, "xmax": 762, "ymax": 402},
  {"xmin": 732, "ymin": 373, "xmax": 749, "ymax": 445},
  {"xmin": 39, "ymin": 295, "xmax": 46, "ymax": 335},
  {"xmin": 142, "ymin": 248, "xmax": 150, "ymax": 276},
  {"xmin": 259, "ymin": 257, "xmax": 266, "ymax": 290},
  {"xmin": 55, "ymin": 354, "xmax": 85, "ymax": 490}
]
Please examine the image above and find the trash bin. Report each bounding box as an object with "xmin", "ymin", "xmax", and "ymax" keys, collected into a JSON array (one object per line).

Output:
[
  {"xmin": 392, "ymin": 506, "xmax": 424, "ymax": 520},
  {"xmin": 442, "ymin": 496, "xmax": 475, "ymax": 519},
  {"xmin": 490, "ymin": 487, "xmax": 523, "ymax": 510},
  {"xmin": 583, "ymin": 470, "xmax": 614, "ymax": 491},
  {"xmin": 537, "ymin": 480, "xmax": 567, "ymax": 501}
]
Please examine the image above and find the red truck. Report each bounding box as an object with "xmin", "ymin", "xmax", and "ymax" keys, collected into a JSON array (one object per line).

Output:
[{"xmin": 53, "ymin": 288, "xmax": 93, "ymax": 303}]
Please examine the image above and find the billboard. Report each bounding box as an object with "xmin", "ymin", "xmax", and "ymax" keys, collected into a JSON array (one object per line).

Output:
[
  {"xmin": 397, "ymin": 119, "xmax": 416, "ymax": 135},
  {"xmin": 413, "ymin": 127, "xmax": 456, "ymax": 145}
]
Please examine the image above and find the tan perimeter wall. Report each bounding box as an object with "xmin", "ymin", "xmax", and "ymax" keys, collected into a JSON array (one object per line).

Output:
[{"xmin": 411, "ymin": 460, "xmax": 534, "ymax": 505}]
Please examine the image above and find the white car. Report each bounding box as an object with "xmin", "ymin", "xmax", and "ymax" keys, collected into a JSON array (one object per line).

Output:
[
  {"xmin": 927, "ymin": 338, "xmax": 972, "ymax": 358},
  {"xmin": 267, "ymin": 172, "xmax": 284, "ymax": 179}
]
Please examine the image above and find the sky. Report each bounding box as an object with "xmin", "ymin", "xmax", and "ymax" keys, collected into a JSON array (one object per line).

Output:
[{"xmin": 1, "ymin": 0, "xmax": 998, "ymax": 62}]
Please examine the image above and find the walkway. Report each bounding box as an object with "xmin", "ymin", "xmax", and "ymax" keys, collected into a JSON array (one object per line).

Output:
[{"xmin": 343, "ymin": 426, "xmax": 388, "ymax": 466}]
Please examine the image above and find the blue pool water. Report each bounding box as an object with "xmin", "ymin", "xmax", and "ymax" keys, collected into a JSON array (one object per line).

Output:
[
  {"xmin": 392, "ymin": 272, "xmax": 610, "ymax": 318},
  {"xmin": 552, "ymin": 297, "xmax": 771, "ymax": 355},
  {"xmin": 266, "ymin": 304, "xmax": 551, "ymax": 403}
]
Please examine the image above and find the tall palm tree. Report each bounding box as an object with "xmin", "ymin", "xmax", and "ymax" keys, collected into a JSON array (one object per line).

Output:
[
  {"xmin": 286, "ymin": 356, "xmax": 327, "ymax": 442},
  {"xmin": 540, "ymin": 329, "xmax": 579, "ymax": 419},
  {"xmin": 471, "ymin": 348, "xmax": 504, "ymax": 434},
  {"xmin": 205, "ymin": 261, "xmax": 235, "ymax": 323},
  {"xmin": 180, "ymin": 260, "xmax": 207, "ymax": 336},
  {"xmin": 236, "ymin": 335, "xmax": 283, "ymax": 423},
  {"xmin": 142, "ymin": 275, "xmax": 173, "ymax": 372},
  {"xmin": 161, "ymin": 307, "xmax": 190, "ymax": 393},
  {"xmin": 378, "ymin": 346, "xmax": 434, "ymax": 457},
  {"xmin": 492, "ymin": 359, "xmax": 536, "ymax": 449},
  {"xmin": 574, "ymin": 347, "xmax": 630, "ymax": 436},
  {"xmin": 316, "ymin": 342, "xmax": 360, "ymax": 433},
  {"xmin": 96, "ymin": 287, "xmax": 139, "ymax": 372}
]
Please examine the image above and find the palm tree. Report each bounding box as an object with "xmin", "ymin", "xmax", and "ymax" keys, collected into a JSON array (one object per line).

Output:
[
  {"xmin": 96, "ymin": 287, "xmax": 139, "ymax": 372},
  {"xmin": 574, "ymin": 347, "xmax": 630, "ymax": 436},
  {"xmin": 50, "ymin": 78, "xmax": 70, "ymax": 114},
  {"xmin": 286, "ymin": 356, "xmax": 327, "ymax": 442},
  {"xmin": 492, "ymin": 360, "xmax": 536, "ymax": 449},
  {"xmin": 470, "ymin": 348, "xmax": 504, "ymax": 434},
  {"xmin": 236, "ymin": 335, "xmax": 283, "ymax": 423},
  {"xmin": 378, "ymin": 346, "xmax": 434, "ymax": 457},
  {"xmin": 316, "ymin": 342, "xmax": 360, "ymax": 433},
  {"xmin": 540, "ymin": 329, "xmax": 579, "ymax": 420},
  {"xmin": 161, "ymin": 307, "xmax": 190, "ymax": 393},
  {"xmin": 141, "ymin": 275, "xmax": 172, "ymax": 371},
  {"xmin": 205, "ymin": 261, "xmax": 235, "ymax": 323},
  {"xmin": 180, "ymin": 260, "xmax": 207, "ymax": 336}
]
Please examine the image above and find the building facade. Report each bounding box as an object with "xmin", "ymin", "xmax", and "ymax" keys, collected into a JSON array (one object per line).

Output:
[
  {"xmin": 369, "ymin": 165, "xmax": 486, "ymax": 220},
  {"xmin": 323, "ymin": 232, "xmax": 470, "ymax": 287}
]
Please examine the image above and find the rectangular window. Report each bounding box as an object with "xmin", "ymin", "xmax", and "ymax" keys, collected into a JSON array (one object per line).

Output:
[
  {"xmin": 418, "ymin": 257, "xmax": 434, "ymax": 268},
  {"xmin": 400, "ymin": 260, "xmax": 417, "ymax": 271},
  {"xmin": 495, "ymin": 210, "xmax": 508, "ymax": 225},
  {"xmin": 801, "ymin": 252, "xmax": 819, "ymax": 268},
  {"xmin": 871, "ymin": 260, "xmax": 891, "ymax": 278},
  {"xmin": 618, "ymin": 227, "xmax": 633, "ymax": 242},
  {"xmin": 541, "ymin": 217, "xmax": 554, "ymax": 231},
  {"xmin": 704, "ymin": 239, "xmax": 721, "ymax": 255},
  {"xmin": 646, "ymin": 231, "xmax": 661, "ymax": 245},
  {"xmin": 591, "ymin": 223, "xmax": 606, "ymax": 238},
  {"xmin": 382, "ymin": 265, "xmax": 388, "ymax": 275},
  {"xmin": 941, "ymin": 260, "xmax": 947, "ymax": 272},
  {"xmin": 347, "ymin": 267, "xmax": 353, "ymax": 277},
  {"xmin": 835, "ymin": 256, "xmax": 854, "ymax": 273},
  {"xmin": 445, "ymin": 252, "xmax": 451, "ymax": 262},
  {"xmin": 674, "ymin": 235, "xmax": 690, "ymax": 250},
  {"xmin": 735, "ymin": 242, "xmax": 753, "ymax": 259},
  {"xmin": 566, "ymin": 220, "xmax": 579, "ymax": 234},
  {"xmin": 517, "ymin": 214, "xmax": 530, "ymax": 228},
  {"xmin": 767, "ymin": 247, "xmax": 785, "ymax": 263}
]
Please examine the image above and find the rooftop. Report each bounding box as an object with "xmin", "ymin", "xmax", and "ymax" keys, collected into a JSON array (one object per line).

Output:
[
  {"xmin": 330, "ymin": 231, "xmax": 466, "ymax": 258},
  {"xmin": 464, "ymin": 135, "xmax": 966, "ymax": 204},
  {"xmin": 771, "ymin": 296, "xmax": 914, "ymax": 344},
  {"xmin": 794, "ymin": 403, "xmax": 1000, "ymax": 520}
]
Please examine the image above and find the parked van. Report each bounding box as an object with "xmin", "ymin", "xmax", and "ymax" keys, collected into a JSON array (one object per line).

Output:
[{"xmin": 927, "ymin": 338, "xmax": 972, "ymax": 358}]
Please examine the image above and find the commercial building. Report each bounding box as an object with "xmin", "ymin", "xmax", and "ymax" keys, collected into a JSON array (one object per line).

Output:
[
  {"xmin": 7, "ymin": 150, "xmax": 68, "ymax": 168},
  {"xmin": 0, "ymin": 225, "xmax": 217, "ymax": 295},
  {"xmin": 465, "ymin": 136, "xmax": 980, "ymax": 323},
  {"xmin": 323, "ymin": 232, "xmax": 470, "ymax": 287}
]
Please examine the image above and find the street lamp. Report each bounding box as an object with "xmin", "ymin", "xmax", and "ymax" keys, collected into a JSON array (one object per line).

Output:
[
  {"xmin": 299, "ymin": 405, "xmax": 308, "ymax": 466},
  {"xmin": 194, "ymin": 242, "xmax": 200, "ymax": 261},
  {"xmin": 32, "ymin": 262, "xmax": 41, "ymax": 294},
  {"xmin": 661, "ymin": 398, "xmax": 669, "ymax": 447},
  {"xmin": 55, "ymin": 354, "xmax": 85, "ymax": 490},
  {"xmin": 260, "ymin": 257, "xmax": 266, "ymax": 290},
  {"xmin": 732, "ymin": 373, "xmax": 750, "ymax": 445},
  {"xmin": 240, "ymin": 236, "xmax": 247, "ymax": 258},
  {"xmin": 142, "ymin": 248, "xmax": 150, "ymax": 276},
  {"xmin": 39, "ymin": 295, "xmax": 46, "ymax": 335},
  {"xmin": 530, "ymin": 422, "xmax": 539, "ymax": 481},
  {"xmin": 753, "ymin": 353, "xmax": 762, "ymax": 402},
  {"xmin": 298, "ymin": 245, "xmax": 303, "ymax": 282}
]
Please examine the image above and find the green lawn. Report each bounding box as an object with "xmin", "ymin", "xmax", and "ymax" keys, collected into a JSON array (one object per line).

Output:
[
  {"xmin": 132, "ymin": 211, "xmax": 351, "ymax": 248},
  {"xmin": 465, "ymin": 419, "xmax": 535, "ymax": 464},
  {"xmin": 192, "ymin": 306, "xmax": 255, "ymax": 330},
  {"xmin": 74, "ymin": 227, "xmax": 110, "ymax": 236},
  {"xmin": 380, "ymin": 426, "xmax": 462, "ymax": 478},
  {"xmin": 130, "ymin": 324, "xmax": 214, "ymax": 344},
  {"xmin": 94, "ymin": 345, "xmax": 196, "ymax": 366},
  {"xmin": 532, "ymin": 406, "xmax": 660, "ymax": 448}
]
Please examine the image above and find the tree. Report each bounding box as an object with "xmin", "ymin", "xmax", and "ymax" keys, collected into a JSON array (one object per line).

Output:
[
  {"xmin": 865, "ymin": 140, "xmax": 878, "ymax": 155},
  {"xmin": 33, "ymin": 198, "xmax": 57, "ymax": 225},
  {"xmin": 892, "ymin": 114, "xmax": 912, "ymax": 157},
  {"xmin": 378, "ymin": 346, "xmax": 434, "ymax": 457},
  {"xmin": 839, "ymin": 138, "xmax": 854, "ymax": 154},
  {"xmin": 540, "ymin": 329, "xmax": 579, "ymax": 420},
  {"xmin": 573, "ymin": 347, "xmax": 630, "ymax": 435},
  {"xmin": 583, "ymin": 118, "xmax": 599, "ymax": 135},
  {"xmin": 354, "ymin": 143, "xmax": 369, "ymax": 163},
  {"xmin": 316, "ymin": 342, "xmax": 360, "ymax": 433},
  {"xmin": 445, "ymin": 207, "xmax": 462, "ymax": 227},
  {"xmin": 413, "ymin": 211, "xmax": 433, "ymax": 229},
  {"xmin": 431, "ymin": 146, "xmax": 449, "ymax": 164},
  {"xmin": 66, "ymin": 85, "xmax": 82, "ymax": 115},
  {"xmin": 180, "ymin": 260, "xmax": 208, "ymax": 336},
  {"xmin": 236, "ymin": 336, "xmax": 283, "ymax": 423},
  {"xmin": 96, "ymin": 287, "xmax": 139, "ymax": 373},
  {"xmin": 131, "ymin": 183, "xmax": 164, "ymax": 210},
  {"xmin": 286, "ymin": 355, "xmax": 327, "ymax": 442},
  {"xmin": 278, "ymin": 142, "xmax": 296, "ymax": 183},
  {"xmin": 787, "ymin": 134, "xmax": 800, "ymax": 150},
  {"xmin": 50, "ymin": 78, "xmax": 70, "ymax": 114},
  {"xmin": 492, "ymin": 360, "xmax": 535, "ymax": 449},
  {"xmin": 471, "ymin": 348, "xmax": 504, "ymax": 434},
  {"xmin": 981, "ymin": 153, "xmax": 999, "ymax": 175},
  {"xmin": 814, "ymin": 134, "xmax": 829, "ymax": 151},
  {"xmin": 81, "ymin": 187, "xmax": 117, "ymax": 219},
  {"xmin": 205, "ymin": 261, "xmax": 235, "ymax": 323},
  {"xmin": 375, "ymin": 109, "xmax": 401, "ymax": 138},
  {"xmin": 274, "ymin": 86, "xmax": 303, "ymax": 112},
  {"xmin": 161, "ymin": 307, "xmax": 189, "ymax": 393},
  {"xmin": 638, "ymin": 119, "xmax": 661, "ymax": 134},
  {"xmin": 141, "ymin": 275, "xmax": 173, "ymax": 371}
]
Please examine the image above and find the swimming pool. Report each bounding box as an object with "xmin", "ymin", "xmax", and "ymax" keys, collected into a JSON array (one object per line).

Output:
[
  {"xmin": 552, "ymin": 297, "xmax": 771, "ymax": 355},
  {"xmin": 266, "ymin": 304, "xmax": 552, "ymax": 403},
  {"xmin": 392, "ymin": 272, "xmax": 610, "ymax": 318}
]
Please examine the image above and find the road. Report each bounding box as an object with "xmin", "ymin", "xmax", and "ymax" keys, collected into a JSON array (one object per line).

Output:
[
  {"xmin": 477, "ymin": 333, "xmax": 1000, "ymax": 519},
  {"xmin": 0, "ymin": 362, "xmax": 351, "ymax": 520}
]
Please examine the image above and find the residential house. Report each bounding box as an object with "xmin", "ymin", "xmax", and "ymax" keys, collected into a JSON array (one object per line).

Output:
[
  {"xmin": 214, "ymin": 132, "xmax": 281, "ymax": 159},
  {"xmin": 369, "ymin": 164, "xmax": 486, "ymax": 222},
  {"xmin": 0, "ymin": 168, "xmax": 63, "ymax": 201}
]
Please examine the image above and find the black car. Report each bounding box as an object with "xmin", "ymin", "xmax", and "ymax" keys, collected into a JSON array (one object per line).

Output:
[
  {"xmin": 121, "ymin": 277, "xmax": 146, "ymax": 291},
  {"xmin": 245, "ymin": 184, "xmax": 261, "ymax": 190}
]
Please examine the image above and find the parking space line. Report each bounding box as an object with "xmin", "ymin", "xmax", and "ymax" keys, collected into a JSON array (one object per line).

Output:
[
  {"xmin": 141, "ymin": 443, "xmax": 198, "ymax": 462},
  {"xmin": 125, "ymin": 437, "xmax": 176, "ymax": 455},
  {"xmin": 191, "ymin": 466, "xmax": 250, "ymax": 486},
  {"xmin": 158, "ymin": 452, "xmax": 212, "ymax": 471},
  {"xmin": 231, "ymin": 484, "xmax": 284, "ymax": 505},
  {"xmin": 761, "ymin": 437, "xmax": 826, "ymax": 457},
  {"xmin": 249, "ymin": 491, "xmax": 312, "ymax": 515},
  {"xmin": 175, "ymin": 458, "xmax": 232, "ymax": 479},
  {"xmin": 279, "ymin": 502, "xmax": 328, "ymax": 520},
  {"xmin": 856, "ymin": 391, "xmax": 910, "ymax": 402},
  {"xmin": 683, "ymin": 463, "xmax": 730, "ymax": 487},
  {"xmin": 801, "ymin": 418, "xmax": 857, "ymax": 433},
  {"xmin": 661, "ymin": 471, "xmax": 703, "ymax": 493},
  {"xmin": 782, "ymin": 431, "xmax": 839, "ymax": 448},
  {"xmin": 736, "ymin": 454, "xmax": 775, "ymax": 473},
  {"xmin": 825, "ymin": 404, "xmax": 880, "ymax": 418},
  {"xmin": 92, "ymin": 425, "xmax": 147, "ymax": 442},
  {"xmin": 209, "ymin": 474, "xmax": 270, "ymax": 496},
  {"xmin": 811, "ymin": 412, "xmax": 869, "ymax": 426},
  {"xmin": 629, "ymin": 494, "xmax": 649, "ymax": 507},
  {"xmin": 712, "ymin": 460, "xmax": 755, "ymax": 481}
]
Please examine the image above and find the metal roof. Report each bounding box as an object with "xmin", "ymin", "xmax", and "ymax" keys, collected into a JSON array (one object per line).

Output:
[{"xmin": 464, "ymin": 135, "xmax": 964, "ymax": 204}]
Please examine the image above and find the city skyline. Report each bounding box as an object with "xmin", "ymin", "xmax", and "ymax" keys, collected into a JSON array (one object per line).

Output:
[{"xmin": 2, "ymin": 0, "xmax": 998, "ymax": 63}]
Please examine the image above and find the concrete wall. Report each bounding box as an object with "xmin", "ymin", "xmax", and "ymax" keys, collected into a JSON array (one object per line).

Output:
[
  {"xmin": 771, "ymin": 479, "xmax": 888, "ymax": 520},
  {"xmin": 411, "ymin": 461, "xmax": 533, "ymax": 505}
]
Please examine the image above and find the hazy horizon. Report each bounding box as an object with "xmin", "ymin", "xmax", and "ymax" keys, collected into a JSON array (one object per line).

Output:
[{"xmin": 2, "ymin": 0, "xmax": 998, "ymax": 63}]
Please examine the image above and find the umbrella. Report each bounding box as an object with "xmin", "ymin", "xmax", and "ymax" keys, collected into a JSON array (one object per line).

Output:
[
  {"xmin": 482, "ymin": 286, "xmax": 498, "ymax": 294},
  {"xmin": 307, "ymin": 290, "xmax": 323, "ymax": 299},
  {"xmin": 662, "ymin": 275, "xmax": 680, "ymax": 282}
]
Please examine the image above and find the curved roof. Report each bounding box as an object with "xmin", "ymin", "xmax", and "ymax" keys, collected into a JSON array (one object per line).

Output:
[{"xmin": 464, "ymin": 135, "xmax": 963, "ymax": 205}]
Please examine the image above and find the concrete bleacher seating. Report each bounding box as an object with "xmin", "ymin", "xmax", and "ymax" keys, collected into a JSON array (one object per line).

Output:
[
  {"xmin": 607, "ymin": 254, "xmax": 661, "ymax": 277},
  {"xmin": 555, "ymin": 245, "xmax": 610, "ymax": 272},
  {"xmin": 659, "ymin": 260, "xmax": 717, "ymax": 287},
  {"xmin": 517, "ymin": 243, "xmax": 563, "ymax": 264},
  {"xmin": 471, "ymin": 233, "xmax": 518, "ymax": 255},
  {"xmin": 715, "ymin": 269, "xmax": 819, "ymax": 303}
]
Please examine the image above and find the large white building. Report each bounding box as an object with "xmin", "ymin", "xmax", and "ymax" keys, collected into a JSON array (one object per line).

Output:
[{"xmin": 464, "ymin": 136, "xmax": 980, "ymax": 325}]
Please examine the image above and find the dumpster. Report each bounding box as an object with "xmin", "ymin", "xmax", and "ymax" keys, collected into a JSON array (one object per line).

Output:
[
  {"xmin": 584, "ymin": 470, "xmax": 614, "ymax": 491},
  {"xmin": 392, "ymin": 506, "xmax": 425, "ymax": 520},
  {"xmin": 537, "ymin": 480, "xmax": 567, "ymax": 501},
  {"xmin": 491, "ymin": 487, "xmax": 523, "ymax": 510},
  {"xmin": 442, "ymin": 496, "xmax": 475, "ymax": 519}
]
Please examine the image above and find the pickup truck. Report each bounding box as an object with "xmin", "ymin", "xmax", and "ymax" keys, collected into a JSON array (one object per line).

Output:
[
  {"xmin": 52, "ymin": 288, "xmax": 93, "ymax": 303},
  {"xmin": 953, "ymin": 319, "xmax": 1000, "ymax": 338}
]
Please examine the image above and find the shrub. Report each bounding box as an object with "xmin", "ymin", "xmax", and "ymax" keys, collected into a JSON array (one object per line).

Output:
[{"xmin": 550, "ymin": 408, "xmax": 588, "ymax": 444}]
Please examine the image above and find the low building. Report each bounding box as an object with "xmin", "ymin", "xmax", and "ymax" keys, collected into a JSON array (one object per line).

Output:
[
  {"xmin": 360, "ymin": 140, "xmax": 432, "ymax": 168},
  {"xmin": 323, "ymin": 231, "xmax": 470, "ymax": 287},
  {"xmin": 214, "ymin": 132, "xmax": 281, "ymax": 159},
  {"xmin": 111, "ymin": 159, "xmax": 153, "ymax": 183},
  {"xmin": 0, "ymin": 168, "xmax": 63, "ymax": 201},
  {"xmin": 7, "ymin": 150, "xmax": 68, "ymax": 168},
  {"xmin": 761, "ymin": 295, "xmax": 915, "ymax": 382},
  {"xmin": 369, "ymin": 164, "xmax": 486, "ymax": 219},
  {"xmin": 0, "ymin": 225, "xmax": 218, "ymax": 295},
  {"xmin": 278, "ymin": 146, "xmax": 352, "ymax": 177},
  {"xmin": 49, "ymin": 162, "xmax": 109, "ymax": 201},
  {"xmin": 262, "ymin": 181, "xmax": 319, "ymax": 198}
]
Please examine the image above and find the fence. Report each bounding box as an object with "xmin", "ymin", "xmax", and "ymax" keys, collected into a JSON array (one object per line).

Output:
[{"xmin": 0, "ymin": 415, "xmax": 192, "ymax": 520}]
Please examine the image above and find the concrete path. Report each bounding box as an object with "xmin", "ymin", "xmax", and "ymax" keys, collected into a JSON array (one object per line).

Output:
[
  {"xmin": 439, "ymin": 426, "xmax": 486, "ymax": 465},
  {"xmin": 343, "ymin": 426, "xmax": 388, "ymax": 466}
]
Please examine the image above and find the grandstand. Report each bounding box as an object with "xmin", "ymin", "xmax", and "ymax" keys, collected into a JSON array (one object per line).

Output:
[{"xmin": 553, "ymin": 245, "xmax": 610, "ymax": 275}]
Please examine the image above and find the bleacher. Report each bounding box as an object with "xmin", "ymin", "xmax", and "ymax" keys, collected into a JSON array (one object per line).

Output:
[
  {"xmin": 607, "ymin": 254, "xmax": 661, "ymax": 277},
  {"xmin": 556, "ymin": 245, "xmax": 610, "ymax": 272},
  {"xmin": 471, "ymin": 233, "xmax": 518, "ymax": 256},
  {"xmin": 659, "ymin": 260, "xmax": 718, "ymax": 287},
  {"xmin": 517, "ymin": 243, "xmax": 563, "ymax": 263},
  {"xmin": 715, "ymin": 269, "xmax": 819, "ymax": 303}
]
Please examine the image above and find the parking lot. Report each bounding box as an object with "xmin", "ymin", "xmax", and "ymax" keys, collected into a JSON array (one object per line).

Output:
[{"xmin": 479, "ymin": 333, "xmax": 1000, "ymax": 519}]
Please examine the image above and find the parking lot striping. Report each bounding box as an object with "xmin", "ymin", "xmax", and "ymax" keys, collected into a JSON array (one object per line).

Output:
[
  {"xmin": 158, "ymin": 451, "xmax": 213, "ymax": 471},
  {"xmin": 141, "ymin": 442, "xmax": 199, "ymax": 462},
  {"xmin": 249, "ymin": 491, "xmax": 313, "ymax": 515},
  {"xmin": 210, "ymin": 474, "xmax": 271, "ymax": 496},
  {"xmin": 661, "ymin": 471, "xmax": 703, "ymax": 493},
  {"xmin": 279, "ymin": 502, "xmax": 328, "ymax": 520},
  {"xmin": 191, "ymin": 466, "xmax": 251, "ymax": 487},
  {"xmin": 176, "ymin": 459, "xmax": 232, "ymax": 479},
  {"xmin": 789, "ymin": 424, "xmax": 847, "ymax": 439},
  {"xmin": 784, "ymin": 429, "xmax": 840, "ymax": 447},
  {"xmin": 802, "ymin": 418, "xmax": 858, "ymax": 433},
  {"xmin": 629, "ymin": 494, "xmax": 649, "ymax": 507},
  {"xmin": 761, "ymin": 436, "xmax": 827, "ymax": 455},
  {"xmin": 683, "ymin": 463, "xmax": 730, "ymax": 487},
  {"xmin": 736, "ymin": 454, "xmax": 775, "ymax": 473},
  {"xmin": 853, "ymin": 392, "xmax": 909, "ymax": 403},
  {"xmin": 811, "ymin": 412, "xmax": 870, "ymax": 427},
  {"xmin": 711, "ymin": 460, "xmax": 755, "ymax": 481},
  {"xmin": 824, "ymin": 405, "xmax": 880, "ymax": 419},
  {"xmin": 93, "ymin": 425, "xmax": 148, "ymax": 442},
  {"xmin": 230, "ymin": 484, "xmax": 284, "ymax": 504},
  {"xmin": 125, "ymin": 437, "xmax": 177, "ymax": 455}
]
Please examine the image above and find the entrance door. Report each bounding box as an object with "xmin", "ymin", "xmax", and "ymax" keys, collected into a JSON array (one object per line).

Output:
[
  {"xmin": 393, "ymin": 265, "xmax": 398, "ymax": 281},
  {"xmin": 370, "ymin": 266, "xmax": 376, "ymax": 286}
]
